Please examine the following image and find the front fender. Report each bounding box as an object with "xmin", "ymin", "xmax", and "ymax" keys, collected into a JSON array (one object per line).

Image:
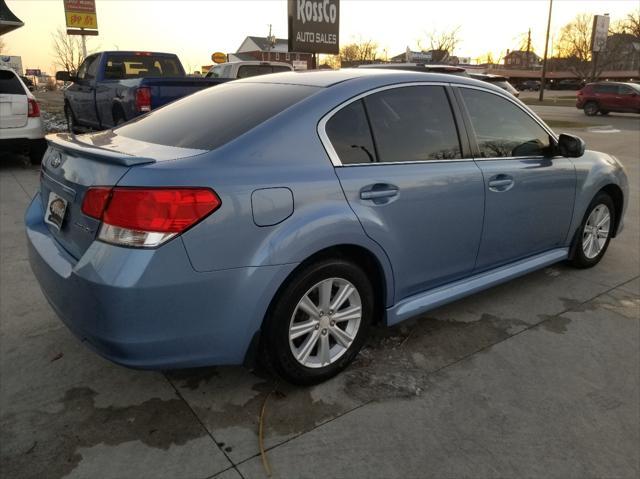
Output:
[{"xmin": 567, "ymin": 150, "xmax": 629, "ymax": 243}]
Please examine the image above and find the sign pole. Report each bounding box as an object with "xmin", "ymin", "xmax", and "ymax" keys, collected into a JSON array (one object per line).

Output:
[{"xmin": 81, "ymin": 28, "xmax": 87, "ymax": 58}]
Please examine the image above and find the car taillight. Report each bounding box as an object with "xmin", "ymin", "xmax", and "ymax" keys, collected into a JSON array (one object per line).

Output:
[
  {"xmin": 28, "ymin": 99, "xmax": 40, "ymax": 117},
  {"xmin": 135, "ymin": 87, "xmax": 151, "ymax": 113},
  {"xmin": 81, "ymin": 187, "xmax": 221, "ymax": 247}
]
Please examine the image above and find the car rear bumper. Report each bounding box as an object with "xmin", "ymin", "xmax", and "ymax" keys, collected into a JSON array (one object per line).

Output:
[
  {"xmin": 0, "ymin": 117, "xmax": 44, "ymax": 140},
  {"xmin": 0, "ymin": 137, "xmax": 46, "ymax": 153},
  {"xmin": 26, "ymin": 192, "xmax": 297, "ymax": 369}
]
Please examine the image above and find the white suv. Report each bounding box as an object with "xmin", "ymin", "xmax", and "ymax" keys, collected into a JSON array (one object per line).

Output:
[{"xmin": 0, "ymin": 66, "xmax": 46, "ymax": 164}]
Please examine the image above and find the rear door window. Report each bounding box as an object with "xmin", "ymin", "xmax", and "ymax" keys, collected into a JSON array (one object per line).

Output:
[
  {"xmin": 0, "ymin": 70, "xmax": 25, "ymax": 94},
  {"xmin": 461, "ymin": 88, "xmax": 551, "ymax": 158},
  {"xmin": 364, "ymin": 85, "xmax": 462, "ymax": 162},
  {"xmin": 325, "ymin": 100, "xmax": 377, "ymax": 164},
  {"xmin": 115, "ymin": 82, "xmax": 319, "ymax": 150},
  {"xmin": 593, "ymin": 84, "xmax": 618, "ymax": 94}
]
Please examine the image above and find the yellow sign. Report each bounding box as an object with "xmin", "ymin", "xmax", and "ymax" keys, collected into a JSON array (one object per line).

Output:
[
  {"xmin": 211, "ymin": 52, "xmax": 227, "ymax": 64},
  {"xmin": 65, "ymin": 12, "xmax": 98, "ymax": 29}
]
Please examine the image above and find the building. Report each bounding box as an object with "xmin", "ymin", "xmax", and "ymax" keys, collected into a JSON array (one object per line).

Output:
[
  {"xmin": 601, "ymin": 33, "xmax": 640, "ymax": 72},
  {"xmin": 228, "ymin": 36, "xmax": 313, "ymax": 70},
  {"xmin": 503, "ymin": 49, "xmax": 542, "ymax": 69}
]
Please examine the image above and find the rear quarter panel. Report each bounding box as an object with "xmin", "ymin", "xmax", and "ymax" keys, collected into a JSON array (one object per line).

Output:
[{"xmin": 117, "ymin": 86, "xmax": 396, "ymax": 306}]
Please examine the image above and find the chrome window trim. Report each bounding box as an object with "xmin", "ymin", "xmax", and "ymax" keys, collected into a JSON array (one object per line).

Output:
[
  {"xmin": 317, "ymin": 81, "xmax": 471, "ymax": 167},
  {"xmin": 453, "ymin": 84, "xmax": 560, "ymax": 162}
]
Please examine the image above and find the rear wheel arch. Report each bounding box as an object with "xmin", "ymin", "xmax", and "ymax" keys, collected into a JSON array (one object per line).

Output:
[
  {"xmin": 272, "ymin": 244, "xmax": 388, "ymax": 325},
  {"xmin": 244, "ymin": 244, "xmax": 389, "ymax": 368},
  {"xmin": 112, "ymin": 102, "xmax": 126, "ymax": 126}
]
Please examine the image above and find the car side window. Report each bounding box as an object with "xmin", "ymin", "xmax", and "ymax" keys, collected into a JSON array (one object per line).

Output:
[
  {"xmin": 594, "ymin": 84, "xmax": 617, "ymax": 94},
  {"xmin": 76, "ymin": 58, "xmax": 90, "ymax": 81},
  {"xmin": 618, "ymin": 85, "xmax": 634, "ymax": 95},
  {"xmin": 461, "ymin": 88, "xmax": 551, "ymax": 158},
  {"xmin": 237, "ymin": 65, "xmax": 272, "ymax": 78},
  {"xmin": 325, "ymin": 99, "xmax": 377, "ymax": 164},
  {"xmin": 364, "ymin": 85, "xmax": 462, "ymax": 162},
  {"xmin": 85, "ymin": 56, "xmax": 99, "ymax": 80}
]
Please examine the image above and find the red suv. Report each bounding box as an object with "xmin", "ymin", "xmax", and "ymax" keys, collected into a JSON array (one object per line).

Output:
[{"xmin": 577, "ymin": 82, "xmax": 640, "ymax": 116}]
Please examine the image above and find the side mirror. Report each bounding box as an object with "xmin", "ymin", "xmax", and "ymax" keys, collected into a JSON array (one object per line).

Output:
[
  {"xmin": 557, "ymin": 133, "xmax": 586, "ymax": 158},
  {"xmin": 55, "ymin": 71, "xmax": 74, "ymax": 82}
]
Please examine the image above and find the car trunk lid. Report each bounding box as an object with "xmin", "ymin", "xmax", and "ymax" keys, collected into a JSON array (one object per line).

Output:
[{"xmin": 40, "ymin": 132, "xmax": 206, "ymax": 259}]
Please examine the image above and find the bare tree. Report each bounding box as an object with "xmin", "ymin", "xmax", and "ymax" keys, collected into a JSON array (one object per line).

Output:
[
  {"xmin": 611, "ymin": 9, "xmax": 640, "ymax": 37},
  {"xmin": 556, "ymin": 13, "xmax": 634, "ymax": 80},
  {"xmin": 51, "ymin": 27, "xmax": 86, "ymax": 73},
  {"xmin": 419, "ymin": 26, "xmax": 461, "ymax": 54},
  {"xmin": 555, "ymin": 13, "xmax": 596, "ymax": 79},
  {"xmin": 339, "ymin": 39, "xmax": 379, "ymax": 64}
]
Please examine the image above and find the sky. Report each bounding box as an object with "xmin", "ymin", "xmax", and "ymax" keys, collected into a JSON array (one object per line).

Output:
[{"xmin": 3, "ymin": 0, "xmax": 638, "ymax": 74}]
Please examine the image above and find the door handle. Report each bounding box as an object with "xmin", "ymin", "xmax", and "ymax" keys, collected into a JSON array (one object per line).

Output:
[
  {"xmin": 488, "ymin": 175, "xmax": 514, "ymax": 192},
  {"xmin": 360, "ymin": 184, "xmax": 399, "ymax": 203}
]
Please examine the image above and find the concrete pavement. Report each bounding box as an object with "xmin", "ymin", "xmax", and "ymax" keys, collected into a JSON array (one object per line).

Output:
[{"xmin": 0, "ymin": 106, "xmax": 638, "ymax": 478}]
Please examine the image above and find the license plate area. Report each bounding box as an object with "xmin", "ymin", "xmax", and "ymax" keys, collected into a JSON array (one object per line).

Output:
[{"xmin": 44, "ymin": 191, "xmax": 68, "ymax": 230}]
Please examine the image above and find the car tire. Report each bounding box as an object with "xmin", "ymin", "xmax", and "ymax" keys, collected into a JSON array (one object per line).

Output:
[
  {"xmin": 64, "ymin": 104, "xmax": 78, "ymax": 133},
  {"xmin": 583, "ymin": 101, "xmax": 599, "ymax": 116},
  {"xmin": 569, "ymin": 192, "xmax": 615, "ymax": 269},
  {"xmin": 28, "ymin": 139, "xmax": 47, "ymax": 165},
  {"xmin": 261, "ymin": 259, "xmax": 374, "ymax": 385}
]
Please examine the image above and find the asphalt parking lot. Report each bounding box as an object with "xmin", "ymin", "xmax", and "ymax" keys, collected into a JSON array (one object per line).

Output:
[{"xmin": 1, "ymin": 104, "xmax": 638, "ymax": 479}]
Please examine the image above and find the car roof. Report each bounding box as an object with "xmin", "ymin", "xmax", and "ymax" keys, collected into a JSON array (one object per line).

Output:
[
  {"xmin": 214, "ymin": 60, "xmax": 292, "ymax": 67},
  {"xmin": 238, "ymin": 68, "xmax": 496, "ymax": 90}
]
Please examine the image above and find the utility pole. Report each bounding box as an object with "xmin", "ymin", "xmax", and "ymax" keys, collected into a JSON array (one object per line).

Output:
[
  {"xmin": 266, "ymin": 24, "xmax": 275, "ymax": 62},
  {"xmin": 81, "ymin": 29, "xmax": 87, "ymax": 58},
  {"xmin": 526, "ymin": 28, "xmax": 532, "ymax": 68},
  {"xmin": 539, "ymin": 0, "xmax": 553, "ymax": 101}
]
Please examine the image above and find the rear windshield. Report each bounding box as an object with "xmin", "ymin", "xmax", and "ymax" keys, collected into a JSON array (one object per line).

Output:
[
  {"xmin": 104, "ymin": 55, "xmax": 183, "ymax": 79},
  {"xmin": 115, "ymin": 82, "xmax": 319, "ymax": 150},
  {"xmin": 0, "ymin": 70, "xmax": 26, "ymax": 95}
]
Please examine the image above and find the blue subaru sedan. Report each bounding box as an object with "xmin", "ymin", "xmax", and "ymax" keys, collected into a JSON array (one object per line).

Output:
[{"xmin": 26, "ymin": 70, "xmax": 628, "ymax": 384}]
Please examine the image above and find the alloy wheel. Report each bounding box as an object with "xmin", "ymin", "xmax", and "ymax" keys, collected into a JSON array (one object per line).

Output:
[
  {"xmin": 582, "ymin": 204, "xmax": 611, "ymax": 259},
  {"xmin": 288, "ymin": 277, "xmax": 362, "ymax": 368}
]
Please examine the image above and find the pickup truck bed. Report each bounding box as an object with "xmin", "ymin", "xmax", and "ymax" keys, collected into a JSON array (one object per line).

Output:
[{"xmin": 62, "ymin": 51, "xmax": 228, "ymax": 132}]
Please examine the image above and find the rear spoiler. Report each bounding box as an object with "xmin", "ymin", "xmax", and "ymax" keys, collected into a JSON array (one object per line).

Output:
[{"xmin": 46, "ymin": 133, "xmax": 156, "ymax": 167}]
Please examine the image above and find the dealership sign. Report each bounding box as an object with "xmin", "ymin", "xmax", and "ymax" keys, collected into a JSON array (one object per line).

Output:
[
  {"xmin": 591, "ymin": 14, "xmax": 610, "ymax": 52},
  {"xmin": 288, "ymin": 0, "xmax": 339, "ymax": 54},
  {"xmin": 64, "ymin": 0, "xmax": 98, "ymax": 31}
]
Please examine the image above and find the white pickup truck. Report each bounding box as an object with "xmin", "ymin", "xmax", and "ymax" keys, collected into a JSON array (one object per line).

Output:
[{"xmin": 204, "ymin": 61, "xmax": 293, "ymax": 79}]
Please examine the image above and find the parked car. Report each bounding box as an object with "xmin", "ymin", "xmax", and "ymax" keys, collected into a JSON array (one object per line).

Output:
[
  {"xmin": 0, "ymin": 67, "xmax": 46, "ymax": 164},
  {"xmin": 205, "ymin": 60, "xmax": 293, "ymax": 79},
  {"xmin": 577, "ymin": 82, "xmax": 640, "ymax": 116},
  {"xmin": 518, "ymin": 80, "xmax": 540, "ymax": 91},
  {"xmin": 554, "ymin": 78, "xmax": 585, "ymax": 90},
  {"xmin": 19, "ymin": 75, "xmax": 35, "ymax": 91},
  {"xmin": 56, "ymin": 51, "xmax": 228, "ymax": 132},
  {"xmin": 27, "ymin": 70, "xmax": 628, "ymax": 385},
  {"xmin": 358, "ymin": 63, "xmax": 469, "ymax": 76},
  {"xmin": 469, "ymin": 73, "xmax": 519, "ymax": 97}
]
